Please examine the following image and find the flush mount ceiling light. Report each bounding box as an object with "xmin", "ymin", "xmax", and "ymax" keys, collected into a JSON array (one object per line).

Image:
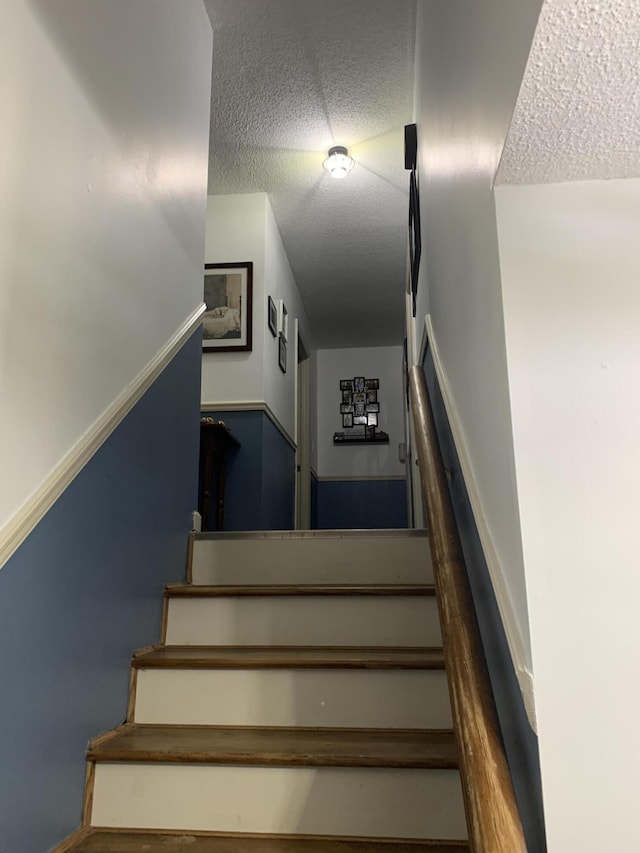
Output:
[{"xmin": 323, "ymin": 146, "xmax": 355, "ymax": 179}]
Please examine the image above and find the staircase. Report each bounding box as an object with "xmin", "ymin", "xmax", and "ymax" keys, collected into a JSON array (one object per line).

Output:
[{"xmin": 61, "ymin": 530, "xmax": 469, "ymax": 852}]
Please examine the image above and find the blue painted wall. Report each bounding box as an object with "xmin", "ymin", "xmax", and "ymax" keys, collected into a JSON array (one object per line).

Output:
[
  {"xmin": 316, "ymin": 479, "xmax": 407, "ymax": 529},
  {"xmin": 260, "ymin": 416, "xmax": 295, "ymax": 530},
  {"xmin": 0, "ymin": 332, "xmax": 201, "ymax": 853},
  {"xmin": 201, "ymin": 411, "xmax": 263, "ymax": 531},
  {"xmin": 423, "ymin": 345, "xmax": 547, "ymax": 852},
  {"xmin": 200, "ymin": 410, "xmax": 295, "ymax": 531},
  {"xmin": 311, "ymin": 471, "xmax": 319, "ymax": 529}
]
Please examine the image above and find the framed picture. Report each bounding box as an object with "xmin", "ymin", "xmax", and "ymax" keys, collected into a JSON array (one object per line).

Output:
[
  {"xmin": 277, "ymin": 300, "xmax": 289, "ymax": 341},
  {"xmin": 203, "ymin": 262, "xmax": 253, "ymax": 352},
  {"xmin": 366, "ymin": 389, "xmax": 378, "ymax": 404},
  {"xmin": 353, "ymin": 414, "xmax": 367, "ymax": 426},
  {"xmin": 340, "ymin": 379, "xmax": 354, "ymax": 391},
  {"xmin": 342, "ymin": 390, "xmax": 353, "ymax": 404},
  {"xmin": 366, "ymin": 402, "xmax": 380, "ymax": 414},
  {"xmin": 267, "ymin": 295, "xmax": 277, "ymax": 337},
  {"xmin": 365, "ymin": 378, "xmax": 379, "ymax": 390},
  {"xmin": 355, "ymin": 403, "xmax": 365, "ymax": 417},
  {"xmin": 353, "ymin": 392, "xmax": 365, "ymax": 404},
  {"xmin": 409, "ymin": 170, "xmax": 422, "ymax": 317},
  {"xmin": 354, "ymin": 377, "xmax": 365, "ymax": 393},
  {"xmin": 342, "ymin": 413, "xmax": 353, "ymax": 428},
  {"xmin": 340, "ymin": 403, "xmax": 354, "ymax": 414},
  {"xmin": 278, "ymin": 333, "xmax": 287, "ymax": 373},
  {"xmin": 367, "ymin": 412, "xmax": 378, "ymax": 427}
]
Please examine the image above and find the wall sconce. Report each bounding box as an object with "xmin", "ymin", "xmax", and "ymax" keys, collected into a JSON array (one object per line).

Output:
[{"xmin": 323, "ymin": 146, "xmax": 355, "ymax": 179}]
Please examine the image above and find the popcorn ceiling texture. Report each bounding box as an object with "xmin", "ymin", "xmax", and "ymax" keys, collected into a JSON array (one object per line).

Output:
[
  {"xmin": 497, "ymin": 0, "xmax": 640, "ymax": 185},
  {"xmin": 203, "ymin": 0, "xmax": 416, "ymax": 348}
]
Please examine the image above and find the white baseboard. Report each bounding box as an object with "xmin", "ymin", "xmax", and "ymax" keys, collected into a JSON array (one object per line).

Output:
[
  {"xmin": 424, "ymin": 315, "xmax": 537, "ymax": 731},
  {"xmin": 0, "ymin": 304, "xmax": 206, "ymax": 573}
]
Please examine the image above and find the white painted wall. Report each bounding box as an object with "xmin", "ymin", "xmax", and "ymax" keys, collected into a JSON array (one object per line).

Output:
[
  {"xmin": 264, "ymin": 198, "xmax": 316, "ymax": 444},
  {"xmin": 202, "ymin": 193, "xmax": 317, "ymax": 458},
  {"xmin": 202, "ymin": 194, "xmax": 266, "ymax": 405},
  {"xmin": 411, "ymin": 0, "xmax": 542, "ymax": 709},
  {"xmin": 0, "ymin": 1, "xmax": 211, "ymax": 541},
  {"xmin": 317, "ymin": 347, "xmax": 405, "ymax": 479},
  {"xmin": 495, "ymin": 178, "xmax": 640, "ymax": 853}
]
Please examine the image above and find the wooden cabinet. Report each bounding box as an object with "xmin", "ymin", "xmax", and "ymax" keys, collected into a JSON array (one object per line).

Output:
[{"xmin": 198, "ymin": 421, "xmax": 240, "ymax": 531}]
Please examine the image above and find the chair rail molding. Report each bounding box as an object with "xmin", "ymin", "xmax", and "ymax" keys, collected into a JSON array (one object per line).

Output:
[
  {"xmin": 0, "ymin": 303, "xmax": 206, "ymax": 573},
  {"xmin": 201, "ymin": 401, "xmax": 297, "ymax": 451}
]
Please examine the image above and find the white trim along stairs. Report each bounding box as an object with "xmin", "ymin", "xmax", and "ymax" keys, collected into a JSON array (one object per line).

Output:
[{"xmin": 55, "ymin": 530, "xmax": 470, "ymax": 852}]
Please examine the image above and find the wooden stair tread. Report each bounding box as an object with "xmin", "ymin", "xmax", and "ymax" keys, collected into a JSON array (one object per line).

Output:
[
  {"xmin": 71, "ymin": 829, "xmax": 468, "ymax": 852},
  {"xmin": 133, "ymin": 645, "xmax": 446, "ymax": 670},
  {"xmin": 87, "ymin": 725, "xmax": 459, "ymax": 768},
  {"xmin": 165, "ymin": 584, "xmax": 436, "ymax": 597}
]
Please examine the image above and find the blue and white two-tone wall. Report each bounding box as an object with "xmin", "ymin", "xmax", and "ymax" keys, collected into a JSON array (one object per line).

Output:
[
  {"xmin": 200, "ymin": 193, "xmax": 317, "ymax": 530},
  {"xmin": 199, "ymin": 193, "xmax": 409, "ymax": 531},
  {"xmin": 0, "ymin": 333, "xmax": 203, "ymax": 853},
  {"xmin": 315, "ymin": 346, "xmax": 408, "ymax": 529},
  {"xmin": 0, "ymin": 2, "xmax": 212, "ymax": 849}
]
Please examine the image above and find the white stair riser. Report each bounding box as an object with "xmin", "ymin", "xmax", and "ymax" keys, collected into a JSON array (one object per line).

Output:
[
  {"xmin": 192, "ymin": 537, "xmax": 432, "ymax": 585},
  {"xmin": 133, "ymin": 669, "xmax": 452, "ymax": 728},
  {"xmin": 91, "ymin": 764, "xmax": 466, "ymax": 839},
  {"xmin": 165, "ymin": 597, "xmax": 441, "ymax": 647}
]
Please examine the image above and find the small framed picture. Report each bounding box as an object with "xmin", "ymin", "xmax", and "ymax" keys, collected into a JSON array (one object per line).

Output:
[
  {"xmin": 353, "ymin": 392, "xmax": 365, "ymax": 404},
  {"xmin": 366, "ymin": 402, "xmax": 380, "ymax": 414},
  {"xmin": 409, "ymin": 170, "xmax": 422, "ymax": 317},
  {"xmin": 354, "ymin": 414, "xmax": 367, "ymax": 426},
  {"xmin": 342, "ymin": 413, "xmax": 353, "ymax": 428},
  {"xmin": 354, "ymin": 402, "xmax": 365, "ymax": 417},
  {"xmin": 342, "ymin": 390, "xmax": 353, "ymax": 404},
  {"xmin": 354, "ymin": 377, "xmax": 365, "ymax": 393},
  {"xmin": 365, "ymin": 379, "xmax": 379, "ymax": 390},
  {"xmin": 278, "ymin": 333, "xmax": 287, "ymax": 373},
  {"xmin": 340, "ymin": 379, "xmax": 354, "ymax": 391},
  {"xmin": 366, "ymin": 389, "xmax": 378, "ymax": 404},
  {"xmin": 277, "ymin": 300, "xmax": 289, "ymax": 341},
  {"xmin": 367, "ymin": 412, "xmax": 378, "ymax": 427},
  {"xmin": 366, "ymin": 425, "xmax": 376, "ymax": 440},
  {"xmin": 267, "ymin": 295, "xmax": 277, "ymax": 337},
  {"xmin": 340, "ymin": 403, "xmax": 354, "ymax": 414}
]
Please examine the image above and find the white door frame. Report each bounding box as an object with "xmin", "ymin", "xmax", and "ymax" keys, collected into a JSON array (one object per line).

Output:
[{"xmin": 295, "ymin": 325, "xmax": 311, "ymax": 529}]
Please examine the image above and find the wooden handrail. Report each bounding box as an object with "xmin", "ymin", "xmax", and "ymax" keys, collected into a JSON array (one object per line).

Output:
[{"xmin": 409, "ymin": 364, "xmax": 526, "ymax": 853}]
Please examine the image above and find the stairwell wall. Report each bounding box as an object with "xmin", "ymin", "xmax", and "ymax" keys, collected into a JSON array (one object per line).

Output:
[
  {"xmin": 412, "ymin": 0, "xmax": 541, "ymax": 717},
  {"xmin": 0, "ymin": 335, "xmax": 202, "ymax": 853},
  {"xmin": 410, "ymin": 0, "xmax": 546, "ymax": 848},
  {"xmin": 0, "ymin": 2, "xmax": 212, "ymax": 848},
  {"xmin": 0, "ymin": 0, "xmax": 211, "ymax": 566}
]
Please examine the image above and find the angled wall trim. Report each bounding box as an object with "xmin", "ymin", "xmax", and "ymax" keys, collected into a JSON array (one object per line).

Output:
[
  {"xmin": 201, "ymin": 400, "xmax": 296, "ymax": 451},
  {"xmin": 0, "ymin": 303, "xmax": 206, "ymax": 573},
  {"xmin": 423, "ymin": 314, "xmax": 536, "ymax": 730}
]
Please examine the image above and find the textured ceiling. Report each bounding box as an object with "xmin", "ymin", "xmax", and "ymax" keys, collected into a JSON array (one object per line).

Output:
[
  {"xmin": 203, "ymin": 0, "xmax": 416, "ymax": 347},
  {"xmin": 498, "ymin": 0, "xmax": 640, "ymax": 185}
]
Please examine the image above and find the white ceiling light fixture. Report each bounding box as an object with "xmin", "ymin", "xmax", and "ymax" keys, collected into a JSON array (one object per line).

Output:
[{"xmin": 323, "ymin": 145, "xmax": 355, "ymax": 179}]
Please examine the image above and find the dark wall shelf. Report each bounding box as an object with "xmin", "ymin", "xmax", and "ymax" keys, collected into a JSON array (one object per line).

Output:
[{"xmin": 333, "ymin": 434, "xmax": 389, "ymax": 445}]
